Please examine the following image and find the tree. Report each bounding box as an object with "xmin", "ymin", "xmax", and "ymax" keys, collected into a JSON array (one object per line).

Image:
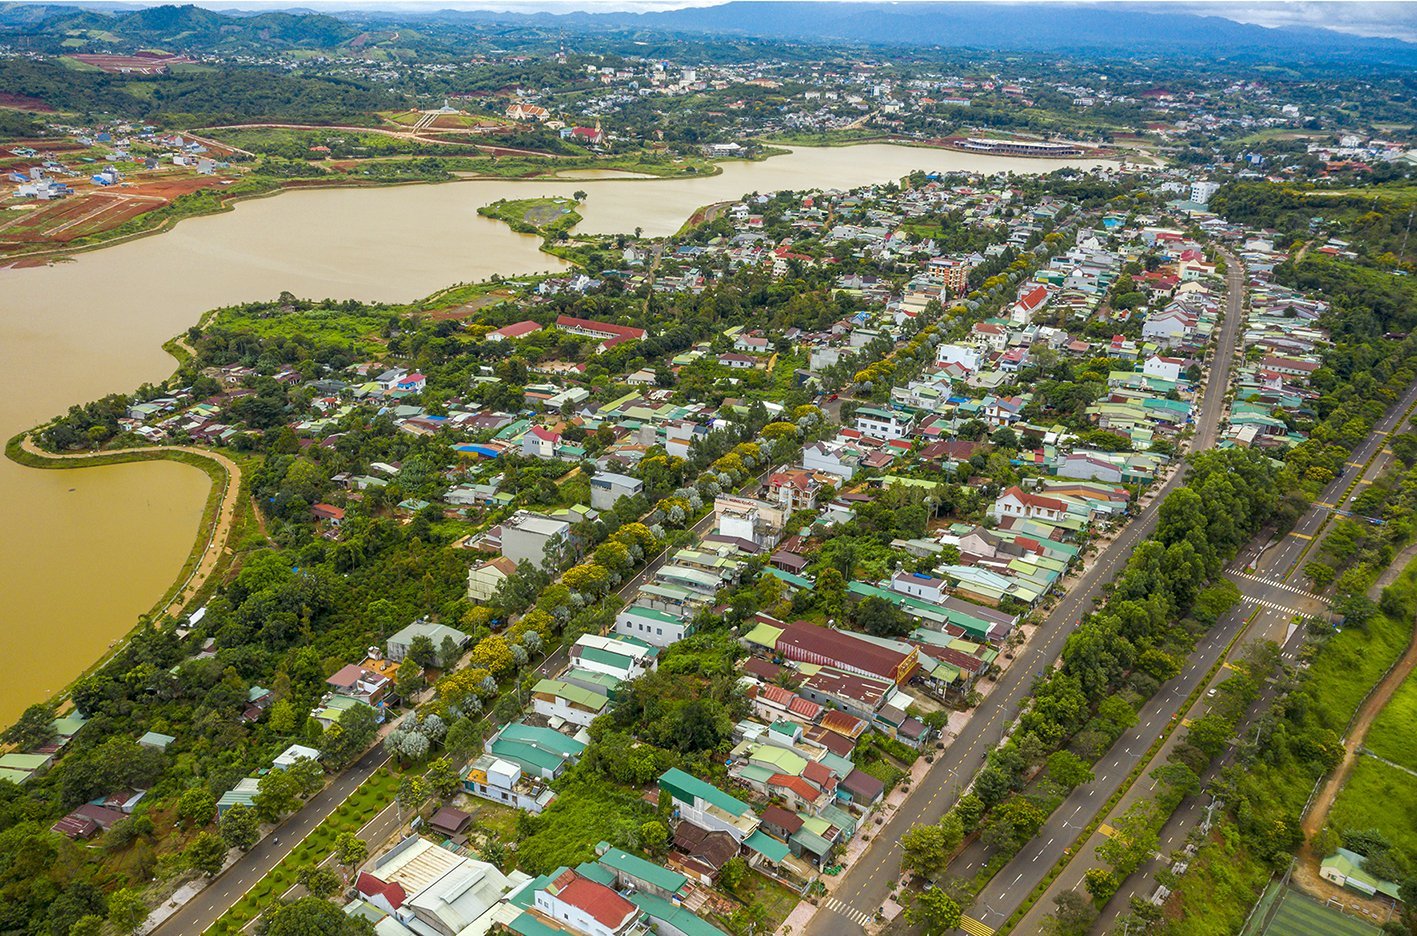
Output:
[
  {"xmin": 1042, "ymin": 889, "xmax": 1099, "ymax": 936},
  {"xmin": 177, "ymin": 787, "xmax": 217, "ymax": 829},
  {"xmin": 639, "ymin": 820, "xmax": 669, "ymax": 855},
  {"xmin": 268, "ymin": 698, "xmax": 299, "ymax": 735},
  {"xmin": 335, "ymin": 831, "xmax": 368, "ymax": 870},
  {"xmin": 718, "ymin": 856, "xmax": 748, "ymax": 893},
  {"xmin": 1083, "ymin": 867, "xmax": 1118, "ymax": 902},
  {"xmin": 724, "ymin": 903, "xmax": 768, "ymax": 936},
  {"xmin": 982, "ymin": 797, "xmax": 1046, "ymax": 852},
  {"xmin": 408, "ymin": 635, "xmax": 439, "ymax": 669},
  {"xmin": 68, "ymin": 915, "xmax": 105, "ymax": 936},
  {"xmin": 259, "ymin": 896, "xmax": 375, "ymax": 936},
  {"xmin": 439, "ymin": 635, "xmax": 462, "ymax": 670},
  {"xmin": 298, "ymin": 865, "xmax": 342, "ymax": 900},
  {"xmin": 427, "ymin": 756, "xmax": 461, "ymax": 800},
  {"xmin": 1097, "ymin": 802, "xmax": 1160, "ymax": 877},
  {"xmin": 221, "ymin": 803, "xmax": 261, "ymax": 851},
  {"xmin": 472, "ymin": 635, "xmax": 515, "ymax": 677},
  {"xmin": 320, "ymin": 703, "xmax": 378, "ymax": 768},
  {"xmin": 106, "ymin": 887, "xmax": 149, "ymax": 934},
  {"xmin": 853, "ymin": 595, "xmax": 913, "ymax": 637},
  {"xmin": 1046, "ymin": 751, "xmax": 1094, "ymax": 791},
  {"xmin": 905, "ymin": 888, "xmax": 962, "ymax": 935},
  {"xmin": 186, "ymin": 831, "xmax": 229, "ymax": 877},
  {"xmin": 901, "ymin": 814, "xmax": 964, "ymax": 879},
  {"xmin": 816, "ymin": 567, "xmax": 847, "ymax": 618},
  {"xmin": 1185, "ymin": 712, "xmax": 1232, "ymax": 760},
  {"xmin": 289, "ymin": 757, "xmax": 325, "ymax": 798},
  {"xmin": 256, "ymin": 767, "xmax": 301, "ymax": 822},
  {"xmin": 4, "ymin": 703, "xmax": 56, "ymax": 751},
  {"xmin": 396, "ymin": 658, "xmax": 425, "ymax": 700},
  {"xmin": 397, "ymin": 775, "xmax": 429, "ymax": 813}
]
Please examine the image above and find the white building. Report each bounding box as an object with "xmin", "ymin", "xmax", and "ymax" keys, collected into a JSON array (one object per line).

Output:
[
  {"xmin": 501, "ymin": 512, "xmax": 571, "ymax": 569},
  {"xmin": 589, "ymin": 471, "xmax": 643, "ymax": 510},
  {"xmin": 853, "ymin": 406, "xmax": 914, "ymax": 441},
  {"xmin": 1189, "ymin": 180, "xmax": 1221, "ymax": 205},
  {"xmin": 614, "ymin": 603, "xmax": 693, "ymax": 647}
]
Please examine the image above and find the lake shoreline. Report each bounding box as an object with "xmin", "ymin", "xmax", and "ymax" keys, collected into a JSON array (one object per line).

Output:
[
  {"xmin": 0, "ymin": 139, "xmax": 1103, "ymax": 267},
  {"xmin": 0, "ymin": 141, "xmax": 1112, "ymax": 727},
  {"xmin": 4, "ymin": 430, "xmax": 242, "ymax": 721}
]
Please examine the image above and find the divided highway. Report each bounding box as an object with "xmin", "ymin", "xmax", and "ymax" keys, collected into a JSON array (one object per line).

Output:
[
  {"xmin": 988, "ymin": 305, "xmax": 1417, "ymax": 934},
  {"xmin": 804, "ymin": 251, "xmax": 1247, "ymax": 935}
]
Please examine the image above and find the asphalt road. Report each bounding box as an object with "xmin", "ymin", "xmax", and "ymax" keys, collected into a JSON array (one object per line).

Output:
[
  {"xmin": 1084, "ymin": 370, "xmax": 1417, "ymax": 933},
  {"xmin": 804, "ymin": 253, "xmax": 1248, "ymax": 936},
  {"xmin": 983, "ymin": 290, "xmax": 1417, "ymax": 934},
  {"xmin": 151, "ymin": 743, "xmax": 392, "ymax": 936},
  {"xmin": 152, "ymin": 644, "xmax": 572, "ymax": 936}
]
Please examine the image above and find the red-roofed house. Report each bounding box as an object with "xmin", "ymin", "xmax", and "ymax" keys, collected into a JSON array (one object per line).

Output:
[
  {"xmin": 767, "ymin": 469, "xmax": 822, "ymax": 512},
  {"xmin": 992, "ymin": 485, "xmax": 1066, "ymax": 523},
  {"xmin": 1011, "ymin": 285, "xmax": 1050, "ymax": 324},
  {"xmin": 767, "ymin": 773, "xmax": 830, "ymax": 813},
  {"xmin": 971, "ymin": 321, "xmax": 1008, "ymax": 351},
  {"xmin": 770, "ymin": 620, "xmax": 919, "ymax": 686},
  {"xmin": 311, "ymin": 503, "xmax": 345, "ymax": 525},
  {"xmin": 554, "ymin": 314, "xmax": 645, "ymax": 352},
  {"xmin": 488, "ymin": 320, "xmax": 543, "ymax": 342},
  {"xmin": 356, "ymin": 872, "xmax": 408, "ymax": 914},
  {"xmin": 535, "ymin": 869, "xmax": 640, "ymax": 933},
  {"xmin": 523, "ymin": 425, "xmax": 562, "ymax": 460}
]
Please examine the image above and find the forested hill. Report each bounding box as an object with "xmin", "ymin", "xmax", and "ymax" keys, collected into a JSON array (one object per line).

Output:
[
  {"xmin": 0, "ymin": 3, "xmax": 359, "ymax": 53},
  {"xmin": 588, "ymin": 1, "xmax": 1417, "ymax": 66},
  {"xmin": 1, "ymin": 1, "xmax": 1415, "ymax": 68}
]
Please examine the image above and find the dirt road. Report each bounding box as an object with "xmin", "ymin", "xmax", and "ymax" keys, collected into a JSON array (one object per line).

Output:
[{"xmin": 1296, "ymin": 540, "xmax": 1417, "ymax": 900}]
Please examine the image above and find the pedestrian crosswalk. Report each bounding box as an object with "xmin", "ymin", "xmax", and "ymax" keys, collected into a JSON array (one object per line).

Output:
[
  {"xmin": 1254, "ymin": 598, "xmax": 1307, "ymax": 617},
  {"xmin": 960, "ymin": 915, "xmax": 996, "ymax": 936},
  {"xmin": 822, "ymin": 896, "xmax": 873, "ymax": 928},
  {"xmin": 1233, "ymin": 570, "xmax": 1323, "ymax": 602}
]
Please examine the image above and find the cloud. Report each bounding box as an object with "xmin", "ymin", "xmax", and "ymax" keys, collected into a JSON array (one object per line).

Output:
[{"xmin": 1116, "ymin": 1, "xmax": 1417, "ymax": 42}]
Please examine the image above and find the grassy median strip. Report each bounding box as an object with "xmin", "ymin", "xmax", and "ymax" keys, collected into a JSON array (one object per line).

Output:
[
  {"xmin": 205, "ymin": 767, "xmax": 401, "ymax": 935},
  {"xmin": 993, "ymin": 606, "xmax": 1262, "ymax": 935},
  {"xmin": 1286, "ymin": 390, "xmax": 1417, "ymax": 577}
]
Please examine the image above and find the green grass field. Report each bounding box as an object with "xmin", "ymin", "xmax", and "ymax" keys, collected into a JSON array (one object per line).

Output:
[
  {"xmin": 1328, "ymin": 755, "xmax": 1417, "ymax": 862},
  {"xmin": 1364, "ymin": 668, "xmax": 1417, "ymax": 772},
  {"xmin": 212, "ymin": 303, "xmax": 394, "ymax": 353},
  {"xmin": 1248, "ymin": 884, "xmax": 1380, "ymax": 936}
]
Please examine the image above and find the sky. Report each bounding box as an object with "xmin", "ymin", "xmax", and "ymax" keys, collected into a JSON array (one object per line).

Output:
[{"xmin": 71, "ymin": 0, "xmax": 1417, "ymax": 43}]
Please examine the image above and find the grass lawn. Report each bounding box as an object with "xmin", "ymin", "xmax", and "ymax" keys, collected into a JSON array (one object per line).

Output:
[
  {"xmin": 1303, "ymin": 596, "xmax": 1413, "ymax": 735},
  {"xmin": 478, "ymin": 197, "xmax": 582, "ymax": 238},
  {"xmin": 212, "ymin": 303, "xmax": 394, "ymax": 354},
  {"xmin": 1163, "ymin": 822, "xmax": 1275, "ymax": 936},
  {"xmin": 720, "ymin": 871, "xmax": 802, "ymax": 931},
  {"xmin": 1328, "ymin": 755, "xmax": 1417, "ymax": 863},
  {"xmin": 1364, "ymin": 668, "xmax": 1417, "ymax": 773},
  {"xmin": 468, "ymin": 800, "xmax": 521, "ymax": 841}
]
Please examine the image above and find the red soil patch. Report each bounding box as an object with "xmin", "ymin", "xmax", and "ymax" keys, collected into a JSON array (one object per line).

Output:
[
  {"xmin": 0, "ymin": 93, "xmax": 53, "ymax": 112},
  {"xmin": 0, "ymin": 175, "xmax": 228, "ymax": 254}
]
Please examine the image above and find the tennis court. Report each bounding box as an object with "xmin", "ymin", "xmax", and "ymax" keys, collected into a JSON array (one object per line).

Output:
[{"xmin": 1249, "ymin": 884, "xmax": 1381, "ymax": 936}]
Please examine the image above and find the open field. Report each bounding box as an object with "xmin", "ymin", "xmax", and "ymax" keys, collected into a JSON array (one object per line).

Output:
[
  {"xmin": 1245, "ymin": 882, "xmax": 1381, "ymax": 936},
  {"xmin": 1328, "ymin": 756, "xmax": 1417, "ymax": 862},
  {"xmin": 1364, "ymin": 667, "xmax": 1417, "ymax": 772}
]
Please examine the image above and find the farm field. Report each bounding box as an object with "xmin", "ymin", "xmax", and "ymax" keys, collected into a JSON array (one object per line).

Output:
[{"xmin": 0, "ymin": 175, "xmax": 229, "ymax": 254}]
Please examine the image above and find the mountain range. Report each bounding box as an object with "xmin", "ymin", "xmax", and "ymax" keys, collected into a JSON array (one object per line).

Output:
[{"xmin": 1, "ymin": 1, "xmax": 1414, "ymax": 67}]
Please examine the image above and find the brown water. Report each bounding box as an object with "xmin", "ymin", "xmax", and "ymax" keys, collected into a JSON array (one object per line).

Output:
[{"xmin": 0, "ymin": 144, "xmax": 1106, "ymax": 724}]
